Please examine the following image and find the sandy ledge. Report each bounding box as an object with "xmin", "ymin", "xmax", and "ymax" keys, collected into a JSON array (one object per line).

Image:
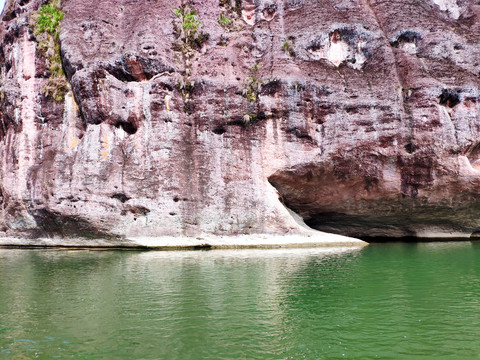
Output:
[{"xmin": 0, "ymin": 232, "xmax": 367, "ymax": 249}]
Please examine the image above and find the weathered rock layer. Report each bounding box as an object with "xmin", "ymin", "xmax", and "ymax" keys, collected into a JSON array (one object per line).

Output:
[{"xmin": 1, "ymin": 0, "xmax": 480, "ymax": 241}]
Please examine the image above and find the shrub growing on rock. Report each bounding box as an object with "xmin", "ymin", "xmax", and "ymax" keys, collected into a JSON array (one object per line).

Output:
[
  {"xmin": 30, "ymin": 0, "xmax": 68, "ymax": 101},
  {"xmin": 173, "ymin": 6, "xmax": 209, "ymax": 51}
]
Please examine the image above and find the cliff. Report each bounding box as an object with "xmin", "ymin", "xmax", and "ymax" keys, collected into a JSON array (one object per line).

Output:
[{"xmin": 1, "ymin": 0, "xmax": 480, "ymax": 243}]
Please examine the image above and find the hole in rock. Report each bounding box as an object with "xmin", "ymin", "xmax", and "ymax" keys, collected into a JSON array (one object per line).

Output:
[
  {"xmin": 286, "ymin": 127, "xmax": 313, "ymax": 141},
  {"xmin": 129, "ymin": 206, "xmax": 150, "ymax": 215},
  {"xmin": 105, "ymin": 56, "xmax": 173, "ymax": 82},
  {"xmin": 307, "ymin": 41, "xmax": 321, "ymax": 52},
  {"xmin": 332, "ymin": 28, "xmax": 357, "ymax": 45},
  {"xmin": 262, "ymin": 4, "xmax": 276, "ymax": 20},
  {"xmin": 111, "ymin": 193, "xmax": 130, "ymax": 203},
  {"xmin": 3, "ymin": 9, "xmax": 17, "ymax": 21},
  {"xmin": 261, "ymin": 79, "xmax": 282, "ymax": 96},
  {"xmin": 439, "ymin": 89, "xmax": 460, "ymax": 108},
  {"xmin": 212, "ymin": 127, "xmax": 226, "ymax": 135},
  {"xmin": 115, "ymin": 120, "xmax": 137, "ymax": 134},
  {"xmin": 107, "ymin": 67, "xmax": 137, "ymax": 82},
  {"xmin": 404, "ymin": 143, "xmax": 416, "ymax": 153},
  {"xmin": 390, "ymin": 30, "xmax": 421, "ymax": 48}
]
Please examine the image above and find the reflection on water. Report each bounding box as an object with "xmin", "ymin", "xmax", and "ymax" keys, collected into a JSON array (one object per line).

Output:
[{"xmin": 0, "ymin": 243, "xmax": 479, "ymax": 359}]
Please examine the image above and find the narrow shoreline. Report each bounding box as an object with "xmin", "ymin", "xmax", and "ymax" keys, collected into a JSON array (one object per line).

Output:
[{"xmin": 0, "ymin": 233, "xmax": 368, "ymax": 250}]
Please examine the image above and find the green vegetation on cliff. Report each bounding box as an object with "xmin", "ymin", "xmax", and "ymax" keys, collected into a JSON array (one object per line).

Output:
[
  {"xmin": 173, "ymin": 6, "xmax": 209, "ymax": 51},
  {"xmin": 30, "ymin": 0, "xmax": 68, "ymax": 101},
  {"xmin": 172, "ymin": 6, "xmax": 209, "ymax": 113}
]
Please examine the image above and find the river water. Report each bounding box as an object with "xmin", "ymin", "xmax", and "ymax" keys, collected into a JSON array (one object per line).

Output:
[{"xmin": 1, "ymin": 242, "xmax": 479, "ymax": 359}]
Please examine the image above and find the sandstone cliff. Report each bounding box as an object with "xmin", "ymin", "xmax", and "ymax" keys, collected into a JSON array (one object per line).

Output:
[{"xmin": 1, "ymin": 0, "xmax": 480, "ymax": 242}]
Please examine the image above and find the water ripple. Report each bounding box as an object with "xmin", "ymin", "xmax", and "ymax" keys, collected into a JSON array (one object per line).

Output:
[{"xmin": 0, "ymin": 243, "xmax": 479, "ymax": 358}]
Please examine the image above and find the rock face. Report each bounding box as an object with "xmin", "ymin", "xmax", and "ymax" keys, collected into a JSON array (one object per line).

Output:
[{"xmin": 1, "ymin": 0, "xmax": 480, "ymax": 241}]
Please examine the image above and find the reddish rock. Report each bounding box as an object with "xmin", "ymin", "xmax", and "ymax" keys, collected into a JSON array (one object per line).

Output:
[{"xmin": 1, "ymin": 0, "xmax": 480, "ymax": 241}]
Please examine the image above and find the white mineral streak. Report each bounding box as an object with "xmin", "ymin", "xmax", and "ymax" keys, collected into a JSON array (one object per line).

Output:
[
  {"xmin": 327, "ymin": 39, "xmax": 349, "ymax": 67},
  {"xmin": 63, "ymin": 92, "xmax": 80, "ymax": 154},
  {"xmin": 352, "ymin": 41, "xmax": 367, "ymax": 69},
  {"xmin": 80, "ymin": 123, "xmax": 102, "ymax": 164},
  {"xmin": 99, "ymin": 124, "xmax": 114, "ymax": 161},
  {"xmin": 133, "ymin": 84, "xmax": 143, "ymax": 123},
  {"xmin": 277, "ymin": 1, "xmax": 287, "ymax": 54},
  {"xmin": 194, "ymin": 136, "xmax": 224, "ymax": 234},
  {"xmin": 17, "ymin": 33, "xmax": 37, "ymax": 200},
  {"xmin": 263, "ymin": 114, "xmax": 287, "ymax": 174},
  {"xmin": 382, "ymin": 161, "xmax": 402, "ymax": 189},
  {"xmin": 402, "ymin": 42, "xmax": 417, "ymax": 54},
  {"xmin": 139, "ymin": 83, "xmax": 152, "ymax": 169},
  {"xmin": 164, "ymin": 94, "xmax": 171, "ymax": 112},
  {"xmin": 438, "ymin": 105, "xmax": 457, "ymax": 143},
  {"xmin": 242, "ymin": 1, "xmax": 256, "ymax": 25},
  {"xmin": 114, "ymin": 123, "xmax": 126, "ymax": 140},
  {"xmin": 432, "ymin": 0, "xmax": 460, "ymax": 19},
  {"xmin": 308, "ymin": 32, "xmax": 365, "ymax": 69}
]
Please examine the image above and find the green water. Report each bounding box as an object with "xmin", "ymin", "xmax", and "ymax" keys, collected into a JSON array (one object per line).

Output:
[{"xmin": 1, "ymin": 243, "xmax": 479, "ymax": 359}]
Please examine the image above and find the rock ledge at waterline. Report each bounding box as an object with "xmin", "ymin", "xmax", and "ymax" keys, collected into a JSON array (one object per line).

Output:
[
  {"xmin": 0, "ymin": 233, "xmax": 367, "ymax": 249},
  {"xmin": 2, "ymin": 0, "xmax": 480, "ymax": 243}
]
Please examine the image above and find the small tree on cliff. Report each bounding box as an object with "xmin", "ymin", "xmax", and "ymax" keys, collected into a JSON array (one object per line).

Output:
[{"xmin": 173, "ymin": 6, "xmax": 209, "ymax": 51}]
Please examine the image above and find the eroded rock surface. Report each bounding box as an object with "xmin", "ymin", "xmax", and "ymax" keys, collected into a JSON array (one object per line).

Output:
[{"xmin": 1, "ymin": 0, "xmax": 480, "ymax": 240}]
